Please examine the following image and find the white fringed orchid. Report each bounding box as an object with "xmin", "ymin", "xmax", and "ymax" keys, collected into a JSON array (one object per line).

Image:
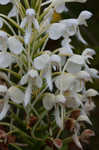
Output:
[
  {"xmin": 8, "ymin": 36, "xmax": 24, "ymax": 54},
  {"xmin": 0, "ymin": 85, "xmax": 24, "ymax": 120},
  {"xmin": 43, "ymin": 93, "xmax": 66, "ymax": 129},
  {"xmin": 33, "ymin": 53, "xmax": 61, "ymax": 91},
  {"xmin": 48, "ymin": 10, "xmax": 92, "ymax": 45},
  {"xmin": 20, "ymin": 8, "xmax": 40, "ymax": 45},
  {"xmin": 20, "ymin": 69, "xmax": 42, "ymax": 106},
  {"xmin": 65, "ymin": 48, "xmax": 96, "ymax": 74},
  {"xmin": 0, "ymin": 52, "xmax": 15, "ymax": 68}
]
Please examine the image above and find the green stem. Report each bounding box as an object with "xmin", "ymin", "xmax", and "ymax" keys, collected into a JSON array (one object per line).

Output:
[
  {"xmin": 0, "ymin": 14, "xmax": 24, "ymax": 32},
  {"xmin": 24, "ymin": 0, "xmax": 30, "ymax": 8},
  {"xmin": 31, "ymin": 110, "xmax": 47, "ymax": 141},
  {"xmin": 0, "ymin": 68, "xmax": 21, "ymax": 79}
]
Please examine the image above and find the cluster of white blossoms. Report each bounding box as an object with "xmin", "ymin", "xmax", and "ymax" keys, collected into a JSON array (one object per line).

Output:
[{"xmin": 0, "ymin": 0, "xmax": 98, "ymax": 149}]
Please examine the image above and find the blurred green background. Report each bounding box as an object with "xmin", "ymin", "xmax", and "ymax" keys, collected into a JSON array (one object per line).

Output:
[{"xmin": 0, "ymin": 0, "xmax": 98, "ymax": 149}]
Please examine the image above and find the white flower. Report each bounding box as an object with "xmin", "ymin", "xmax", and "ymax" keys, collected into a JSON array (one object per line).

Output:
[
  {"xmin": 55, "ymin": 94, "xmax": 66, "ymax": 104},
  {"xmin": 0, "ymin": 85, "xmax": 8, "ymax": 93},
  {"xmin": 0, "ymin": 52, "xmax": 14, "ymax": 68},
  {"xmin": 55, "ymin": 73, "xmax": 75, "ymax": 92},
  {"xmin": 0, "ymin": 0, "xmax": 10, "ymax": 5},
  {"xmin": 48, "ymin": 23, "xmax": 66, "ymax": 40},
  {"xmin": 82, "ymin": 48, "xmax": 96, "ymax": 64},
  {"xmin": 65, "ymin": 55, "xmax": 84, "ymax": 73},
  {"xmin": 87, "ymin": 68, "xmax": 99, "ymax": 78},
  {"xmin": 0, "ymin": 85, "xmax": 9, "ymax": 120},
  {"xmin": 0, "ymin": 101, "xmax": 10, "ymax": 120},
  {"xmin": 43, "ymin": 93, "xmax": 65, "ymax": 129},
  {"xmin": 8, "ymin": 36, "xmax": 24, "ymax": 54},
  {"xmin": 48, "ymin": 10, "xmax": 92, "ymax": 45},
  {"xmin": 52, "ymin": 0, "xmax": 87, "ymax": 7},
  {"xmin": 0, "ymin": 85, "xmax": 24, "ymax": 120},
  {"xmin": 24, "ymin": 82, "xmax": 32, "ymax": 107},
  {"xmin": 59, "ymin": 47, "xmax": 73, "ymax": 56},
  {"xmin": 34, "ymin": 54, "xmax": 50, "ymax": 70},
  {"xmin": 20, "ymin": 69, "xmax": 42, "ymax": 106},
  {"xmin": 55, "ymin": 3, "xmax": 68, "ymax": 13},
  {"xmin": 66, "ymin": 92, "xmax": 81, "ymax": 108},
  {"xmin": 85, "ymin": 89, "xmax": 98, "ymax": 97},
  {"xmin": 76, "ymin": 71, "xmax": 92, "ymax": 82},
  {"xmin": 77, "ymin": 114, "xmax": 92, "ymax": 125},
  {"xmin": 78, "ymin": 10, "xmax": 93, "ymax": 26},
  {"xmin": 43, "ymin": 93, "xmax": 56, "ymax": 110},
  {"xmin": 84, "ymin": 101, "xmax": 96, "ymax": 113},
  {"xmin": 41, "ymin": 0, "xmax": 87, "ymax": 8},
  {"xmin": 48, "ymin": 19, "xmax": 78, "ymax": 40},
  {"xmin": 8, "ymin": 86, "xmax": 24, "ymax": 104},
  {"xmin": 72, "ymin": 132, "xmax": 83, "ymax": 150},
  {"xmin": 55, "ymin": 105, "xmax": 63, "ymax": 129},
  {"xmin": 20, "ymin": 8, "xmax": 40, "ymax": 44},
  {"xmin": 65, "ymin": 48, "xmax": 96, "ymax": 74},
  {"xmin": 34, "ymin": 53, "xmax": 61, "ymax": 91}
]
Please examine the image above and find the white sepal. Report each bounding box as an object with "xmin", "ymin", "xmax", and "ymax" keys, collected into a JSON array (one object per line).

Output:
[
  {"xmin": 0, "ymin": 0, "xmax": 10, "ymax": 5},
  {"xmin": 8, "ymin": 86, "xmax": 24, "ymax": 104},
  {"xmin": 78, "ymin": 114, "xmax": 92, "ymax": 125},
  {"xmin": 0, "ymin": 52, "xmax": 14, "ymax": 68},
  {"xmin": 72, "ymin": 133, "xmax": 83, "ymax": 149},
  {"xmin": 76, "ymin": 28, "xmax": 87, "ymax": 45},
  {"xmin": 24, "ymin": 82, "xmax": 32, "ymax": 106},
  {"xmin": 55, "ymin": 73, "xmax": 75, "ymax": 91},
  {"xmin": 43, "ymin": 93, "xmax": 55, "ymax": 111},
  {"xmin": 55, "ymin": 106, "xmax": 63, "ymax": 129},
  {"xmin": 0, "ymin": 101, "xmax": 10, "ymax": 120},
  {"xmin": 78, "ymin": 10, "xmax": 93, "ymax": 26},
  {"xmin": 8, "ymin": 5, "xmax": 17, "ymax": 18},
  {"xmin": 48, "ymin": 23, "xmax": 65, "ymax": 40},
  {"xmin": 8, "ymin": 36, "xmax": 23, "ymax": 54},
  {"xmin": 20, "ymin": 74, "xmax": 28, "ymax": 85},
  {"xmin": 66, "ymin": 55, "xmax": 84, "ymax": 73},
  {"xmin": 33, "ymin": 54, "xmax": 50, "ymax": 70},
  {"xmin": 85, "ymin": 89, "xmax": 98, "ymax": 97},
  {"xmin": 0, "ymin": 85, "xmax": 7, "ymax": 93},
  {"xmin": 55, "ymin": 3, "xmax": 68, "ymax": 13},
  {"xmin": 32, "ymin": 18, "xmax": 40, "ymax": 31},
  {"xmin": 55, "ymin": 94, "xmax": 66, "ymax": 104},
  {"xmin": 28, "ymin": 69, "xmax": 38, "ymax": 78}
]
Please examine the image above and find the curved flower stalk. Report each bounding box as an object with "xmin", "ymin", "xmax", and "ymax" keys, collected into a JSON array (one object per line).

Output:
[{"xmin": 0, "ymin": 0, "xmax": 98, "ymax": 150}]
